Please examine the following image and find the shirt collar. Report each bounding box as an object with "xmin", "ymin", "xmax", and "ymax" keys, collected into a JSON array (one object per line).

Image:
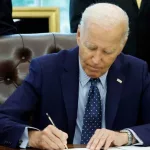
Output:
[{"xmin": 79, "ymin": 58, "xmax": 108, "ymax": 88}]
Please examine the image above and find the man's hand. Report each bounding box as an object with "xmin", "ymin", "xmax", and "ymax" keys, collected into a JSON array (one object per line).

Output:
[
  {"xmin": 28, "ymin": 125, "xmax": 68, "ymax": 150},
  {"xmin": 87, "ymin": 128, "xmax": 128, "ymax": 150}
]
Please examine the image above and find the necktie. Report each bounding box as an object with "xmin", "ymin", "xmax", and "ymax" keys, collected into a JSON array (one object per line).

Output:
[
  {"xmin": 81, "ymin": 78, "xmax": 102, "ymax": 144},
  {"xmin": 137, "ymin": 0, "xmax": 142, "ymax": 8}
]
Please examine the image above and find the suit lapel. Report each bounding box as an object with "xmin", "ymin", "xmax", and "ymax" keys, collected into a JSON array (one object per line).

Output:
[
  {"xmin": 133, "ymin": 0, "xmax": 138, "ymax": 5},
  {"xmin": 139, "ymin": 0, "xmax": 146, "ymax": 14},
  {"xmin": 61, "ymin": 47, "xmax": 79, "ymax": 143},
  {"xmin": 133, "ymin": 0, "xmax": 146, "ymax": 14},
  {"xmin": 132, "ymin": 0, "xmax": 142, "ymax": 13},
  {"xmin": 105, "ymin": 55, "xmax": 125, "ymax": 129}
]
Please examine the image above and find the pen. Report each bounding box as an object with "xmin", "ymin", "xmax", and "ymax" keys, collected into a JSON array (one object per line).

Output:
[{"xmin": 46, "ymin": 113, "xmax": 68, "ymax": 149}]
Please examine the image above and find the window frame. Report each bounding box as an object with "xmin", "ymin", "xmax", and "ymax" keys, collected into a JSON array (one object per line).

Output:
[{"xmin": 12, "ymin": 7, "xmax": 60, "ymax": 32}]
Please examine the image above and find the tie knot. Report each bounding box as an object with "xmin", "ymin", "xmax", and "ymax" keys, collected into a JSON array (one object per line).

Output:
[{"xmin": 90, "ymin": 78, "xmax": 100, "ymax": 86}]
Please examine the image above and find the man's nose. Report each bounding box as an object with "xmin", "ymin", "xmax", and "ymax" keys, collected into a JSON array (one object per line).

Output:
[{"xmin": 92, "ymin": 51, "xmax": 102, "ymax": 65}]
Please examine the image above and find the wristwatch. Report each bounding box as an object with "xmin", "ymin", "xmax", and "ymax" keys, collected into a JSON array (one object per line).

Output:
[{"xmin": 120, "ymin": 129, "xmax": 133, "ymax": 145}]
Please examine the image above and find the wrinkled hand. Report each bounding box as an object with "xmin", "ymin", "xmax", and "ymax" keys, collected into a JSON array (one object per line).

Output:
[
  {"xmin": 87, "ymin": 128, "xmax": 128, "ymax": 150},
  {"xmin": 28, "ymin": 125, "xmax": 68, "ymax": 150}
]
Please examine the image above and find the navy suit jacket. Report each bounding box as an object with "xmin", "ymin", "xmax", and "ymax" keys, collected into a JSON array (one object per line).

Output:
[{"xmin": 0, "ymin": 47, "xmax": 150, "ymax": 148}]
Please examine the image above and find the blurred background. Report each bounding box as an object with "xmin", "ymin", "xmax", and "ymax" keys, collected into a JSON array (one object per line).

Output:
[{"xmin": 12, "ymin": 0, "xmax": 70, "ymax": 33}]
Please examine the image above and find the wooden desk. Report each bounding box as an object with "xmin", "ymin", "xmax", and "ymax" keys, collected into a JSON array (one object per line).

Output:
[{"xmin": 0, "ymin": 145, "xmax": 85, "ymax": 150}]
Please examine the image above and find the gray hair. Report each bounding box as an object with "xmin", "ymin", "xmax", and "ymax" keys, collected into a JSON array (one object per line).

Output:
[{"xmin": 80, "ymin": 3, "xmax": 129, "ymax": 43}]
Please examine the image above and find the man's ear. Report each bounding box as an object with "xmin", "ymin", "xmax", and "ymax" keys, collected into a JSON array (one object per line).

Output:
[{"xmin": 76, "ymin": 25, "xmax": 81, "ymax": 45}]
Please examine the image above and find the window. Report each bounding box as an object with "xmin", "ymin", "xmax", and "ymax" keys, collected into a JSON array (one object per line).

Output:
[{"xmin": 12, "ymin": 0, "xmax": 70, "ymax": 33}]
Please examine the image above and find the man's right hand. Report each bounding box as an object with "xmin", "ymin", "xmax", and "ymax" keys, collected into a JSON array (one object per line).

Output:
[{"xmin": 28, "ymin": 125, "xmax": 68, "ymax": 150}]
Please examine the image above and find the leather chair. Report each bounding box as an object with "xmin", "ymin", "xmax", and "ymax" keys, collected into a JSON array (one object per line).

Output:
[{"xmin": 0, "ymin": 33, "xmax": 77, "ymax": 104}]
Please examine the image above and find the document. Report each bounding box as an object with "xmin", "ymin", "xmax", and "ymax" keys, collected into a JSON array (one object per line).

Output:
[
  {"xmin": 67, "ymin": 146, "xmax": 150, "ymax": 150},
  {"xmin": 119, "ymin": 146, "xmax": 150, "ymax": 150},
  {"xmin": 67, "ymin": 148, "xmax": 120, "ymax": 150}
]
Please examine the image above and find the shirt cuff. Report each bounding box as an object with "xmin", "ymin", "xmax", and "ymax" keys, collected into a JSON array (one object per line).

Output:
[
  {"xmin": 19, "ymin": 126, "xmax": 40, "ymax": 148},
  {"xmin": 127, "ymin": 128, "xmax": 143, "ymax": 145}
]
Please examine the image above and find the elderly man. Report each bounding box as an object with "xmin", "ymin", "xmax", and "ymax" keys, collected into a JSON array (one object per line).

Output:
[{"xmin": 0, "ymin": 3, "xmax": 150, "ymax": 150}]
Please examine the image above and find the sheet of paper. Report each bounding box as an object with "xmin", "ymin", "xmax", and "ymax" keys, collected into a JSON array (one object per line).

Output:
[
  {"xmin": 67, "ymin": 146, "xmax": 150, "ymax": 150},
  {"xmin": 67, "ymin": 148, "xmax": 120, "ymax": 150},
  {"xmin": 118, "ymin": 146, "xmax": 150, "ymax": 150}
]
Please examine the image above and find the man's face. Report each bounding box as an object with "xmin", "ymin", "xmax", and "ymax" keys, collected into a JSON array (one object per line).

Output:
[{"xmin": 77, "ymin": 23, "xmax": 126, "ymax": 78}]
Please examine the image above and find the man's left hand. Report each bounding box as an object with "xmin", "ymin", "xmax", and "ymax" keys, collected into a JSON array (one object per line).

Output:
[{"xmin": 86, "ymin": 128, "xmax": 128, "ymax": 150}]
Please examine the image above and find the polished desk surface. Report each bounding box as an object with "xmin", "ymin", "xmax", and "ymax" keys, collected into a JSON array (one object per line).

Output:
[{"xmin": 0, "ymin": 145, "xmax": 85, "ymax": 150}]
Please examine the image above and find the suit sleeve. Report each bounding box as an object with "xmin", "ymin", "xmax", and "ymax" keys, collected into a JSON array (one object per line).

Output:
[
  {"xmin": 129, "ymin": 62, "xmax": 150, "ymax": 146},
  {"xmin": 69, "ymin": 0, "xmax": 95, "ymax": 33},
  {"xmin": 0, "ymin": 58, "xmax": 42, "ymax": 148}
]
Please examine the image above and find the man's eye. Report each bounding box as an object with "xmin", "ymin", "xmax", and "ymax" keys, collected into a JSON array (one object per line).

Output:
[
  {"xmin": 104, "ymin": 50, "xmax": 113, "ymax": 54},
  {"xmin": 87, "ymin": 47, "xmax": 96, "ymax": 51}
]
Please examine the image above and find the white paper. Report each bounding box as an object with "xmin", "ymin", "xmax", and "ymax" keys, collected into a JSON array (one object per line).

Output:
[
  {"xmin": 118, "ymin": 146, "xmax": 150, "ymax": 150},
  {"xmin": 67, "ymin": 148, "xmax": 120, "ymax": 150},
  {"xmin": 67, "ymin": 146, "xmax": 150, "ymax": 150}
]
